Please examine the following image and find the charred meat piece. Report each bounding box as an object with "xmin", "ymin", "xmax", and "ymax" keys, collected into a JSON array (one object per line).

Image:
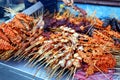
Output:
[
  {"xmin": 115, "ymin": 20, "xmax": 120, "ymax": 32},
  {"xmin": 103, "ymin": 18, "xmax": 120, "ymax": 32},
  {"xmin": 112, "ymin": 37, "xmax": 120, "ymax": 45},
  {"xmin": 102, "ymin": 19, "xmax": 111, "ymax": 28},
  {"xmin": 50, "ymin": 18, "xmax": 57, "ymax": 25},
  {"xmin": 82, "ymin": 26, "xmax": 94, "ymax": 37},
  {"xmin": 110, "ymin": 18, "xmax": 117, "ymax": 31},
  {"xmin": 87, "ymin": 28, "xmax": 94, "ymax": 37},
  {"xmin": 56, "ymin": 19, "xmax": 67, "ymax": 27}
]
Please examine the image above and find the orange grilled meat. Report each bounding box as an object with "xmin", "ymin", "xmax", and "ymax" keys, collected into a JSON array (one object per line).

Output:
[{"xmin": 0, "ymin": 39, "xmax": 15, "ymax": 50}]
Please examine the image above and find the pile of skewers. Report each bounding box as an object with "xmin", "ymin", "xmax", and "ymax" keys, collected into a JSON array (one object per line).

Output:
[
  {"xmin": 0, "ymin": 9, "xmax": 120, "ymax": 80},
  {"xmin": 0, "ymin": 13, "xmax": 39, "ymax": 60}
]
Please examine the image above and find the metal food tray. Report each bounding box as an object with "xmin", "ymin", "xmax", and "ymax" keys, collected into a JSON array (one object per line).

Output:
[
  {"xmin": 0, "ymin": 62, "xmax": 42, "ymax": 80},
  {"xmin": 0, "ymin": 60, "xmax": 62, "ymax": 80}
]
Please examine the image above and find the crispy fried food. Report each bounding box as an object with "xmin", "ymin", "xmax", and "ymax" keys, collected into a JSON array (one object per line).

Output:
[
  {"xmin": 0, "ymin": 29, "xmax": 9, "ymax": 42},
  {"xmin": 0, "ymin": 13, "xmax": 37, "ymax": 60},
  {"xmin": 0, "ymin": 39, "xmax": 15, "ymax": 50},
  {"xmin": 0, "ymin": 23, "xmax": 22, "ymax": 45}
]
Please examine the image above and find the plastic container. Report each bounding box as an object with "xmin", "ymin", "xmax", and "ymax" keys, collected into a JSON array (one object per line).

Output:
[
  {"xmin": 5, "ymin": 1, "xmax": 43, "ymax": 24},
  {"xmin": 22, "ymin": 1, "xmax": 43, "ymax": 20},
  {"xmin": 24, "ymin": 0, "xmax": 57, "ymax": 13}
]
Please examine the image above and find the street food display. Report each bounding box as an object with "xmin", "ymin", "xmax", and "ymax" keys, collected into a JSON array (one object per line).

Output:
[{"xmin": 0, "ymin": 8, "xmax": 120, "ymax": 80}]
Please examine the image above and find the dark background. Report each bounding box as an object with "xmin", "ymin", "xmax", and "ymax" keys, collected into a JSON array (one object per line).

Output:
[{"xmin": 58, "ymin": 0, "xmax": 120, "ymax": 6}]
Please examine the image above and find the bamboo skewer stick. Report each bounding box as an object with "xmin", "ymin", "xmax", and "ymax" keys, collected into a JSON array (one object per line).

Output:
[
  {"xmin": 66, "ymin": 67, "xmax": 74, "ymax": 80},
  {"xmin": 29, "ymin": 55, "xmax": 46, "ymax": 67},
  {"xmin": 56, "ymin": 67, "xmax": 66, "ymax": 80},
  {"xmin": 72, "ymin": 67, "xmax": 77, "ymax": 80},
  {"xmin": 94, "ymin": 64, "xmax": 110, "ymax": 80},
  {"xmin": 24, "ymin": 54, "xmax": 40, "ymax": 67},
  {"xmin": 49, "ymin": 64, "xmax": 60, "ymax": 79},
  {"xmin": 60, "ymin": 69, "xmax": 70, "ymax": 79},
  {"xmin": 27, "ymin": 43, "xmax": 49, "ymax": 66},
  {"xmin": 36, "ymin": 60, "xmax": 46, "ymax": 69}
]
